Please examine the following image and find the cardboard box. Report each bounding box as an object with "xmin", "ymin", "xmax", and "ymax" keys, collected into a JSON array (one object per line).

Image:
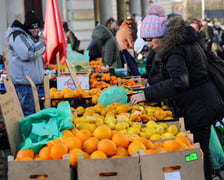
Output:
[
  {"xmin": 57, "ymin": 76, "xmax": 89, "ymax": 91},
  {"xmin": 78, "ymin": 156, "xmax": 140, "ymax": 180},
  {"xmin": 140, "ymin": 143, "xmax": 205, "ymax": 180},
  {"xmin": 8, "ymin": 155, "xmax": 70, "ymax": 180}
]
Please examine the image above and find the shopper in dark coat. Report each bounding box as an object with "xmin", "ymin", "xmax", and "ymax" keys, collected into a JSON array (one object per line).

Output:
[
  {"xmin": 131, "ymin": 4, "xmax": 224, "ymax": 180},
  {"xmin": 92, "ymin": 25, "xmax": 122, "ymax": 68}
]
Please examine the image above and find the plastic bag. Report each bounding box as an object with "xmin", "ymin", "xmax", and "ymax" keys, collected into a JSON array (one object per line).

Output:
[
  {"xmin": 97, "ymin": 86, "xmax": 127, "ymax": 107},
  {"xmin": 209, "ymin": 125, "xmax": 224, "ymax": 169},
  {"xmin": 66, "ymin": 44, "xmax": 89, "ymax": 65},
  {"xmin": 18, "ymin": 101, "xmax": 74, "ymax": 154}
]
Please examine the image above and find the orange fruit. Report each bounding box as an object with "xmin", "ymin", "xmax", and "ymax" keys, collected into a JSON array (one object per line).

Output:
[
  {"xmin": 50, "ymin": 143, "xmax": 68, "ymax": 159},
  {"xmin": 53, "ymin": 92, "xmax": 64, "ymax": 99},
  {"xmin": 83, "ymin": 152, "xmax": 90, "ymax": 159},
  {"xmin": 115, "ymin": 147, "xmax": 128, "ymax": 157},
  {"xmin": 153, "ymin": 109, "xmax": 167, "ymax": 120},
  {"xmin": 82, "ymin": 137, "xmax": 99, "ymax": 154},
  {"xmin": 91, "ymin": 95, "xmax": 98, "ymax": 104},
  {"xmin": 69, "ymin": 148, "xmax": 84, "ymax": 167},
  {"xmin": 93, "ymin": 125, "xmax": 112, "ymax": 140},
  {"xmin": 62, "ymin": 129, "xmax": 74, "ymax": 136},
  {"xmin": 175, "ymin": 136, "xmax": 191, "ymax": 146},
  {"xmin": 116, "ymin": 105, "xmax": 129, "ymax": 114},
  {"xmin": 132, "ymin": 137, "xmax": 150, "ymax": 149},
  {"xmin": 36, "ymin": 175, "xmax": 48, "ymax": 179},
  {"xmin": 128, "ymin": 141, "xmax": 146, "ymax": 156},
  {"xmin": 76, "ymin": 129, "xmax": 92, "ymax": 144},
  {"xmin": 145, "ymin": 149, "xmax": 158, "ymax": 155},
  {"xmin": 153, "ymin": 141, "xmax": 164, "ymax": 149},
  {"xmin": 16, "ymin": 149, "xmax": 34, "ymax": 160},
  {"xmin": 90, "ymin": 150, "xmax": 107, "ymax": 159},
  {"xmin": 47, "ymin": 137, "xmax": 63, "ymax": 149},
  {"xmin": 97, "ymin": 139, "xmax": 117, "ymax": 156},
  {"xmin": 112, "ymin": 133, "xmax": 129, "ymax": 148},
  {"xmin": 15, "ymin": 156, "xmax": 33, "ymax": 161},
  {"xmin": 39, "ymin": 146, "xmax": 51, "ymax": 160},
  {"xmin": 63, "ymin": 135, "xmax": 82, "ymax": 150},
  {"xmin": 163, "ymin": 140, "xmax": 181, "ymax": 152}
]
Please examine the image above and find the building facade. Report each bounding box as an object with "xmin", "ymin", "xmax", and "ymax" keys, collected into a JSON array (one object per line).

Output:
[{"xmin": 0, "ymin": 0, "xmax": 172, "ymax": 56}]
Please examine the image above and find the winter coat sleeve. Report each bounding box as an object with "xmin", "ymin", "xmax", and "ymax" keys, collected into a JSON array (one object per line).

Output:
[
  {"xmin": 144, "ymin": 51, "xmax": 190, "ymax": 102},
  {"xmin": 11, "ymin": 33, "xmax": 46, "ymax": 61}
]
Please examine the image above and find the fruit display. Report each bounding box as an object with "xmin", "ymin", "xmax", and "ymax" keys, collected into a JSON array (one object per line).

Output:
[{"xmin": 14, "ymin": 104, "xmax": 193, "ymax": 168}]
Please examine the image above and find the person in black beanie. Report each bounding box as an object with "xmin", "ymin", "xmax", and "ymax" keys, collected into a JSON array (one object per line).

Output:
[{"xmin": 5, "ymin": 11, "xmax": 46, "ymax": 117}]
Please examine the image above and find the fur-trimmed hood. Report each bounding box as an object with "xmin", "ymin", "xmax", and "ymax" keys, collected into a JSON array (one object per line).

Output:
[{"xmin": 156, "ymin": 16, "xmax": 197, "ymax": 59}]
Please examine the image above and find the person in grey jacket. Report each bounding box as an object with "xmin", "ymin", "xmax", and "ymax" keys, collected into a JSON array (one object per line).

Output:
[
  {"xmin": 92, "ymin": 25, "xmax": 122, "ymax": 68},
  {"xmin": 5, "ymin": 11, "xmax": 46, "ymax": 117}
]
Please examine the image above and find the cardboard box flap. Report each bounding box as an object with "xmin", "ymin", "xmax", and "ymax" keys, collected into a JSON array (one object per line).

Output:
[
  {"xmin": 0, "ymin": 79, "xmax": 24, "ymax": 156},
  {"xmin": 78, "ymin": 156, "xmax": 140, "ymax": 180}
]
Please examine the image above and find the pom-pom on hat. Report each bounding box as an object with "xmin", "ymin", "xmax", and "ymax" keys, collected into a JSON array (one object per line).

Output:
[
  {"xmin": 24, "ymin": 11, "xmax": 41, "ymax": 29},
  {"xmin": 134, "ymin": 38, "xmax": 148, "ymax": 54},
  {"xmin": 140, "ymin": 4, "xmax": 167, "ymax": 38}
]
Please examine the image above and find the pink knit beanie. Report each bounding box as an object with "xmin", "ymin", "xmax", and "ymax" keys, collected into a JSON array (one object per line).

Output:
[{"xmin": 140, "ymin": 4, "xmax": 167, "ymax": 38}]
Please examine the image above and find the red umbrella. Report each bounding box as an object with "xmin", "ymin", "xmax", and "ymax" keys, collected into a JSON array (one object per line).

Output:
[{"xmin": 43, "ymin": 0, "xmax": 67, "ymax": 65}]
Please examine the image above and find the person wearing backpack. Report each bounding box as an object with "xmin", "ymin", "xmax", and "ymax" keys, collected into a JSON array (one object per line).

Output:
[{"xmin": 131, "ymin": 4, "xmax": 224, "ymax": 180}]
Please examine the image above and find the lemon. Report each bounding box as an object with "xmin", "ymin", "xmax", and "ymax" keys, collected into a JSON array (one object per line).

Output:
[
  {"xmin": 131, "ymin": 122, "xmax": 141, "ymax": 129},
  {"xmin": 150, "ymin": 134, "xmax": 161, "ymax": 140},
  {"xmin": 154, "ymin": 124, "xmax": 164, "ymax": 135},
  {"xmin": 167, "ymin": 125, "xmax": 178, "ymax": 136},
  {"xmin": 118, "ymin": 129, "xmax": 128, "ymax": 135},
  {"xmin": 76, "ymin": 106, "xmax": 85, "ymax": 115},
  {"xmin": 146, "ymin": 121, "xmax": 157, "ymax": 129},
  {"xmin": 77, "ymin": 123, "xmax": 95, "ymax": 133},
  {"xmin": 176, "ymin": 131, "xmax": 187, "ymax": 137},
  {"xmin": 71, "ymin": 127, "xmax": 79, "ymax": 135},
  {"xmin": 144, "ymin": 129, "xmax": 155, "ymax": 139},
  {"xmin": 115, "ymin": 122, "xmax": 129, "ymax": 131},
  {"xmin": 159, "ymin": 122, "xmax": 168, "ymax": 131},
  {"xmin": 108, "ymin": 122, "xmax": 116, "ymax": 129},
  {"xmin": 161, "ymin": 132, "xmax": 175, "ymax": 139},
  {"xmin": 95, "ymin": 119, "xmax": 104, "ymax": 127},
  {"xmin": 127, "ymin": 127, "xmax": 140, "ymax": 135}
]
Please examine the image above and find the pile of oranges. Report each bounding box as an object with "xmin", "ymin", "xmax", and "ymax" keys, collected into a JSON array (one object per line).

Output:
[
  {"xmin": 89, "ymin": 73, "xmax": 142, "ymax": 89},
  {"xmin": 15, "ymin": 125, "xmax": 194, "ymax": 169},
  {"xmin": 49, "ymin": 87, "xmax": 102, "ymax": 106}
]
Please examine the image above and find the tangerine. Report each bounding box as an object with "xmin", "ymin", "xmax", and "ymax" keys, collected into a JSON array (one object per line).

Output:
[
  {"xmin": 97, "ymin": 139, "xmax": 117, "ymax": 156},
  {"xmin": 163, "ymin": 140, "xmax": 181, "ymax": 152},
  {"xmin": 39, "ymin": 146, "xmax": 51, "ymax": 160},
  {"xmin": 69, "ymin": 148, "xmax": 84, "ymax": 167},
  {"xmin": 175, "ymin": 136, "xmax": 191, "ymax": 146},
  {"xmin": 112, "ymin": 133, "xmax": 129, "ymax": 148},
  {"xmin": 82, "ymin": 137, "xmax": 99, "ymax": 154},
  {"xmin": 76, "ymin": 129, "xmax": 92, "ymax": 144},
  {"xmin": 63, "ymin": 135, "xmax": 82, "ymax": 150},
  {"xmin": 90, "ymin": 150, "xmax": 107, "ymax": 159},
  {"xmin": 50, "ymin": 143, "xmax": 68, "ymax": 159},
  {"xmin": 115, "ymin": 147, "xmax": 129, "ymax": 157},
  {"xmin": 93, "ymin": 125, "xmax": 112, "ymax": 140},
  {"xmin": 128, "ymin": 141, "xmax": 146, "ymax": 156},
  {"xmin": 16, "ymin": 149, "xmax": 34, "ymax": 160}
]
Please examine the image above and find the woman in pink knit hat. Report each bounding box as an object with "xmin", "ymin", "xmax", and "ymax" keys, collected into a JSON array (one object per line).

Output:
[{"xmin": 131, "ymin": 4, "xmax": 224, "ymax": 180}]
